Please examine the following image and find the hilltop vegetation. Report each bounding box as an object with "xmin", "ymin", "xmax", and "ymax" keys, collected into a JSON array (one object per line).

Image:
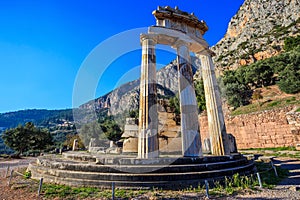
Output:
[
  {"xmin": 0, "ymin": 109, "xmax": 73, "ymax": 129},
  {"xmin": 221, "ymin": 35, "xmax": 300, "ymax": 109}
]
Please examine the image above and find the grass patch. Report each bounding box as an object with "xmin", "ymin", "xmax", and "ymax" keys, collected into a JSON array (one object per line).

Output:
[
  {"xmin": 43, "ymin": 184, "xmax": 149, "ymax": 199},
  {"xmin": 255, "ymin": 161, "xmax": 289, "ymax": 188},
  {"xmin": 231, "ymin": 95, "xmax": 300, "ymax": 116},
  {"xmin": 5, "ymin": 166, "xmax": 289, "ymax": 199},
  {"xmin": 243, "ymin": 146, "xmax": 296, "ymax": 151},
  {"xmin": 240, "ymin": 146, "xmax": 300, "ymax": 159}
]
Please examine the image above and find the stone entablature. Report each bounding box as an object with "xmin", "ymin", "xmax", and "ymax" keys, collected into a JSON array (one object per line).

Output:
[{"xmin": 153, "ymin": 6, "xmax": 208, "ymax": 38}]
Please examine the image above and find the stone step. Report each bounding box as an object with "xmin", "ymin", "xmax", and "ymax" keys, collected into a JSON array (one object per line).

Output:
[
  {"xmin": 62, "ymin": 152, "xmax": 243, "ymax": 165},
  {"xmin": 29, "ymin": 153, "xmax": 255, "ymax": 189},
  {"xmin": 35, "ymin": 157, "xmax": 249, "ymax": 174},
  {"xmin": 29, "ymin": 170, "xmax": 227, "ymax": 189},
  {"xmin": 28, "ymin": 161, "xmax": 254, "ymax": 184}
]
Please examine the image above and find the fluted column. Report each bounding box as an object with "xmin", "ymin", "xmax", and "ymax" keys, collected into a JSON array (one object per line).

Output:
[
  {"xmin": 138, "ymin": 34, "xmax": 159, "ymax": 159},
  {"xmin": 175, "ymin": 40, "xmax": 202, "ymax": 157},
  {"xmin": 196, "ymin": 50, "xmax": 230, "ymax": 155}
]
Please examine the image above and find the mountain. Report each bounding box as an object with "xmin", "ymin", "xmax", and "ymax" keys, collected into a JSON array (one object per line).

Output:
[
  {"xmin": 0, "ymin": 109, "xmax": 74, "ymax": 129},
  {"xmin": 83, "ymin": 0, "xmax": 300, "ymax": 117},
  {"xmin": 80, "ymin": 57, "xmax": 200, "ymax": 116},
  {"xmin": 212, "ymin": 0, "xmax": 300, "ymax": 71},
  {"xmin": 2, "ymin": 0, "xmax": 299, "ymax": 130}
]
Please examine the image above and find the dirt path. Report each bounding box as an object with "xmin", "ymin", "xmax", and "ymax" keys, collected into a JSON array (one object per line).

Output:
[
  {"xmin": 226, "ymin": 157, "xmax": 300, "ymax": 200},
  {"xmin": 0, "ymin": 157, "xmax": 36, "ymax": 169},
  {"xmin": 0, "ymin": 157, "xmax": 36, "ymax": 177}
]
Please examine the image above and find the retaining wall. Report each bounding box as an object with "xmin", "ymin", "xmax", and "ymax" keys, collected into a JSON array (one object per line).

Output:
[{"xmin": 199, "ymin": 106, "xmax": 300, "ymax": 149}]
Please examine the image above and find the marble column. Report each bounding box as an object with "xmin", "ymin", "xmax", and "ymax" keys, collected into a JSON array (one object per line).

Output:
[
  {"xmin": 138, "ymin": 34, "xmax": 159, "ymax": 159},
  {"xmin": 175, "ymin": 40, "xmax": 202, "ymax": 157},
  {"xmin": 196, "ymin": 50, "xmax": 230, "ymax": 155}
]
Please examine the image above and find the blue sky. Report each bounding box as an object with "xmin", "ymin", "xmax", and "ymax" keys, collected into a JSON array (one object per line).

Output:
[{"xmin": 0, "ymin": 0, "xmax": 244, "ymax": 113}]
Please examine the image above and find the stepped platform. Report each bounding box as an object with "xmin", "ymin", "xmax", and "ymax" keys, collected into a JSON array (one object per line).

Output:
[{"xmin": 28, "ymin": 152, "xmax": 255, "ymax": 189}]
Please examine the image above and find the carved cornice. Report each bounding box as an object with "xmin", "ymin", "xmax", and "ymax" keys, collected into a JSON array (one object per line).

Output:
[{"xmin": 152, "ymin": 6, "xmax": 208, "ymax": 35}]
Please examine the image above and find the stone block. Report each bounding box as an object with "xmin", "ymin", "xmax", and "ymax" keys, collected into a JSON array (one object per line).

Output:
[
  {"xmin": 202, "ymin": 137, "xmax": 211, "ymax": 153},
  {"xmin": 122, "ymin": 138, "xmax": 138, "ymax": 153},
  {"xmin": 159, "ymin": 131, "xmax": 179, "ymax": 138},
  {"xmin": 159, "ymin": 137, "xmax": 182, "ymax": 153},
  {"xmin": 227, "ymin": 134, "xmax": 238, "ymax": 153},
  {"xmin": 296, "ymin": 144, "xmax": 300, "ymax": 151}
]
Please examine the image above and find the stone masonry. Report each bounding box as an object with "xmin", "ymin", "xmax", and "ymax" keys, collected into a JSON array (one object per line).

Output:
[{"xmin": 199, "ymin": 106, "xmax": 300, "ymax": 149}]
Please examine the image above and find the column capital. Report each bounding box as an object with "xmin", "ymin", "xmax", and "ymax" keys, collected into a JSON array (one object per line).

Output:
[
  {"xmin": 140, "ymin": 34, "xmax": 157, "ymax": 44},
  {"xmin": 196, "ymin": 48, "xmax": 216, "ymax": 57}
]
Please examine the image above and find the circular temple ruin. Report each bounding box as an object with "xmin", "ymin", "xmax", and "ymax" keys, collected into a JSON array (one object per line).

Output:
[{"xmin": 29, "ymin": 6, "xmax": 255, "ymax": 189}]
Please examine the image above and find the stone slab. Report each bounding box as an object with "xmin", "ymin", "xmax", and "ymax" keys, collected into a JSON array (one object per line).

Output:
[{"xmin": 123, "ymin": 138, "xmax": 138, "ymax": 153}]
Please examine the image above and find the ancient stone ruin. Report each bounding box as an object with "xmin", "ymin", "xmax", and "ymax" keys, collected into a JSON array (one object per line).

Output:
[{"xmin": 28, "ymin": 6, "xmax": 255, "ymax": 189}]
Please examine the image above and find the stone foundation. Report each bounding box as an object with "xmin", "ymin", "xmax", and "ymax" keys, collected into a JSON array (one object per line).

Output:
[{"xmin": 28, "ymin": 152, "xmax": 255, "ymax": 189}]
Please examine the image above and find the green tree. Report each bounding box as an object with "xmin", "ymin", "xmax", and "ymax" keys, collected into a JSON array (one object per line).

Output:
[
  {"xmin": 284, "ymin": 35, "xmax": 300, "ymax": 51},
  {"xmin": 79, "ymin": 121, "xmax": 104, "ymax": 146},
  {"xmin": 63, "ymin": 134, "xmax": 85, "ymax": 149},
  {"xmin": 100, "ymin": 118, "xmax": 122, "ymax": 142},
  {"xmin": 129, "ymin": 109, "xmax": 138, "ymax": 119},
  {"xmin": 1, "ymin": 122, "xmax": 53, "ymax": 156},
  {"xmin": 277, "ymin": 64, "xmax": 300, "ymax": 94},
  {"xmin": 224, "ymin": 83, "xmax": 251, "ymax": 109},
  {"xmin": 194, "ymin": 78, "xmax": 206, "ymax": 112},
  {"xmin": 169, "ymin": 94, "xmax": 180, "ymax": 115}
]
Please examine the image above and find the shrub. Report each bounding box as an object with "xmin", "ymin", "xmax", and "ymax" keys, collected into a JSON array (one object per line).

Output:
[{"xmin": 284, "ymin": 35, "xmax": 300, "ymax": 51}]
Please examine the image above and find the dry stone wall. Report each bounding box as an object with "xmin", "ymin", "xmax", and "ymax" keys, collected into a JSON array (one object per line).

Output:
[{"xmin": 199, "ymin": 106, "xmax": 300, "ymax": 149}]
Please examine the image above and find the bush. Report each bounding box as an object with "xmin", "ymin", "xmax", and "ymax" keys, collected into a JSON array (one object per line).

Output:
[
  {"xmin": 277, "ymin": 65, "xmax": 300, "ymax": 94},
  {"xmin": 224, "ymin": 83, "xmax": 252, "ymax": 108},
  {"xmin": 24, "ymin": 170, "xmax": 31, "ymax": 179},
  {"xmin": 284, "ymin": 35, "xmax": 300, "ymax": 51}
]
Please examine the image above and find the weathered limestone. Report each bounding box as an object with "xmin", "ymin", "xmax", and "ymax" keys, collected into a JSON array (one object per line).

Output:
[
  {"xmin": 227, "ymin": 134, "xmax": 238, "ymax": 153},
  {"xmin": 136, "ymin": 6, "xmax": 231, "ymax": 157},
  {"xmin": 72, "ymin": 139, "xmax": 78, "ymax": 151},
  {"xmin": 196, "ymin": 50, "xmax": 230, "ymax": 155},
  {"xmin": 88, "ymin": 138, "xmax": 96, "ymax": 152},
  {"xmin": 159, "ymin": 137, "xmax": 182, "ymax": 153},
  {"xmin": 122, "ymin": 118, "xmax": 139, "ymax": 153},
  {"xmin": 138, "ymin": 34, "xmax": 159, "ymax": 159},
  {"xmin": 203, "ymin": 138, "xmax": 211, "ymax": 154},
  {"xmin": 175, "ymin": 40, "xmax": 202, "ymax": 157}
]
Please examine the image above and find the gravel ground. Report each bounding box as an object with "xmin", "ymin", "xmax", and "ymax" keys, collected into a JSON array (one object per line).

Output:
[{"xmin": 0, "ymin": 157, "xmax": 299, "ymax": 200}]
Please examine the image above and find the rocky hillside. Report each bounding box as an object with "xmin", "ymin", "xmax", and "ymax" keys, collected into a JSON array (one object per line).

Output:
[
  {"xmin": 212, "ymin": 0, "xmax": 300, "ymax": 70},
  {"xmin": 80, "ymin": 58, "xmax": 199, "ymax": 116},
  {"xmin": 83, "ymin": 0, "xmax": 300, "ymax": 117}
]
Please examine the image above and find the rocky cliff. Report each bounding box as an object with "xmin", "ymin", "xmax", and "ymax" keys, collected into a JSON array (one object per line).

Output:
[
  {"xmin": 212, "ymin": 0, "xmax": 300, "ymax": 70},
  {"xmin": 81, "ymin": 0, "xmax": 300, "ymax": 116},
  {"xmin": 80, "ymin": 58, "xmax": 199, "ymax": 116}
]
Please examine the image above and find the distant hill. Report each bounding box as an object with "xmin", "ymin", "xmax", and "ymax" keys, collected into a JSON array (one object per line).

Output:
[
  {"xmin": 0, "ymin": 109, "xmax": 73, "ymax": 129},
  {"xmin": 80, "ymin": 57, "xmax": 200, "ymax": 116}
]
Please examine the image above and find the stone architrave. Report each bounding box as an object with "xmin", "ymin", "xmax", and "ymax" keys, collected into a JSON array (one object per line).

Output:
[
  {"xmin": 175, "ymin": 40, "xmax": 202, "ymax": 157},
  {"xmin": 137, "ymin": 34, "xmax": 159, "ymax": 159},
  {"xmin": 196, "ymin": 50, "xmax": 230, "ymax": 155}
]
